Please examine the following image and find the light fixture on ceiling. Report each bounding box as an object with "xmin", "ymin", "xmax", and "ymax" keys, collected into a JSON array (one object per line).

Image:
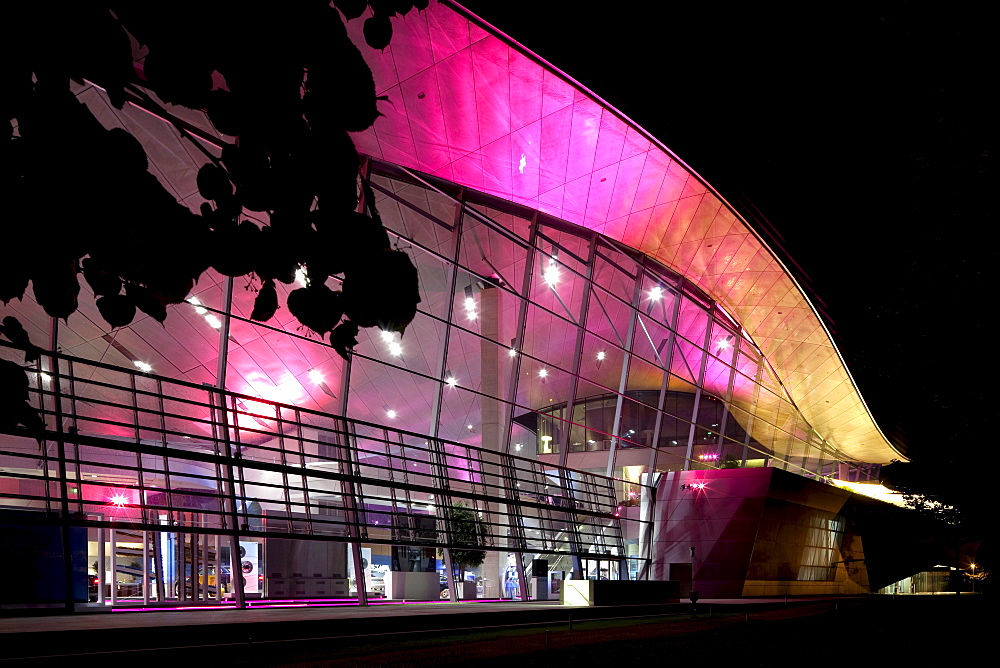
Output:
[
  {"xmin": 385, "ymin": 408, "xmax": 397, "ymax": 419},
  {"xmin": 188, "ymin": 296, "xmax": 223, "ymax": 329},
  {"xmin": 134, "ymin": 361, "xmax": 152, "ymax": 373},
  {"xmin": 445, "ymin": 373, "xmax": 457, "ymax": 388},
  {"xmin": 543, "ymin": 255, "xmax": 559, "ymax": 286},
  {"xmin": 648, "ymin": 286, "xmax": 664, "ymax": 300},
  {"xmin": 464, "ymin": 285, "xmax": 477, "ymax": 320}
]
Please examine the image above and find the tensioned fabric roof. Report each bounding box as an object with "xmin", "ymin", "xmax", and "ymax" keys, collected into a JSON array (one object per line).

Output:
[{"xmin": 347, "ymin": 1, "xmax": 902, "ymax": 463}]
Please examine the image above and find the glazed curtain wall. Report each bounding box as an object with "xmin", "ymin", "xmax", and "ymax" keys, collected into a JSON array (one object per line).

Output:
[{"xmin": 353, "ymin": 160, "xmax": 852, "ymax": 483}]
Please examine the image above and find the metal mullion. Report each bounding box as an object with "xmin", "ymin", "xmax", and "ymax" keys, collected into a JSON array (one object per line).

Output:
[
  {"xmin": 66, "ymin": 359, "xmax": 83, "ymax": 515},
  {"xmin": 229, "ymin": 394, "xmax": 251, "ymax": 526},
  {"xmin": 556, "ymin": 230, "xmax": 598, "ymax": 469},
  {"xmin": 646, "ymin": 292, "xmax": 683, "ymax": 475},
  {"xmin": 129, "ymin": 373, "xmax": 149, "ymax": 525},
  {"xmin": 682, "ymin": 306, "xmax": 717, "ymax": 471},
  {"xmin": 605, "ymin": 275, "xmax": 644, "ymax": 478},
  {"xmin": 712, "ymin": 320, "xmax": 742, "ymax": 460},
  {"xmin": 275, "ymin": 407, "xmax": 294, "ymax": 534},
  {"xmin": 741, "ymin": 361, "xmax": 765, "ymax": 467},
  {"xmin": 293, "ymin": 408, "xmax": 313, "ymax": 533}
]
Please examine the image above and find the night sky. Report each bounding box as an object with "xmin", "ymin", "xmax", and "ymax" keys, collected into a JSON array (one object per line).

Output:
[{"xmin": 460, "ymin": 1, "xmax": 996, "ymax": 467}]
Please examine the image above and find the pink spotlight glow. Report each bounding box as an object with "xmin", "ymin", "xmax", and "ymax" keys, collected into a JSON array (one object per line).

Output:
[{"xmin": 109, "ymin": 493, "xmax": 129, "ymax": 508}]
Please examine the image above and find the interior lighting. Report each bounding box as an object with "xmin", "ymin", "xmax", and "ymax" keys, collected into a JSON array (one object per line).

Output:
[
  {"xmin": 543, "ymin": 259, "xmax": 560, "ymax": 286},
  {"xmin": 445, "ymin": 376, "xmax": 457, "ymax": 388},
  {"xmin": 648, "ymin": 286, "xmax": 664, "ymax": 300},
  {"xmin": 308, "ymin": 368, "xmax": 324, "ymax": 384},
  {"xmin": 538, "ymin": 368, "xmax": 548, "ymax": 378},
  {"xmin": 509, "ymin": 347, "xmax": 517, "ymax": 358},
  {"xmin": 109, "ymin": 494, "xmax": 129, "ymax": 508},
  {"xmin": 134, "ymin": 361, "xmax": 152, "ymax": 373},
  {"xmin": 693, "ymin": 482, "xmax": 707, "ymax": 490},
  {"xmin": 188, "ymin": 296, "xmax": 208, "ymax": 315},
  {"xmin": 717, "ymin": 337, "xmax": 731, "ymax": 350},
  {"xmin": 388, "ymin": 341, "xmax": 403, "ymax": 357},
  {"xmin": 189, "ymin": 296, "xmax": 223, "ymax": 329},
  {"xmin": 385, "ymin": 409, "xmax": 397, "ymax": 419},
  {"xmin": 596, "ymin": 351, "xmax": 606, "ymax": 361},
  {"xmin": 514, "ymin": 443, "xmax": 523, "ymax": 451}
]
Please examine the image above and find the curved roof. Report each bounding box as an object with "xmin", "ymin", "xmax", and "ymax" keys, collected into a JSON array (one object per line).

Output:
[{"xmin": 347, "ymin": 1, "xmax": 903, "ymax": 463}]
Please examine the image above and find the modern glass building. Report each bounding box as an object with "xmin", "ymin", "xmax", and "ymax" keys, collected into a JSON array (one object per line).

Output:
[{"xmin": 0, "ymin": 2, "xmax": 909, "ymax": 610}]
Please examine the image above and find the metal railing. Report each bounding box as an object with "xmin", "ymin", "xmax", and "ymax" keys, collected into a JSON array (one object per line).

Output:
[{"xmin": 1, "ymin": 343, "xmax": 646, "ymax": 561}]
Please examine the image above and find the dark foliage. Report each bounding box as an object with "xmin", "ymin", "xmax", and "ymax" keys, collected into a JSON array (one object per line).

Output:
[{"xmin": 1, "ymin": 1, "xmax": 423, "ymax": 353}]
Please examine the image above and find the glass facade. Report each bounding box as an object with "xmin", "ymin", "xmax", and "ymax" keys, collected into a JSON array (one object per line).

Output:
[{"xmin": 0, "ymin": 157, "xmax": 879, "ymax": 610}]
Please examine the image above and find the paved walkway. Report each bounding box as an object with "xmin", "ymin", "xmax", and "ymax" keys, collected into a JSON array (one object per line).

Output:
[{"xmin": 0, "ymin": 596, "xmax": 849, "ymax": 635}]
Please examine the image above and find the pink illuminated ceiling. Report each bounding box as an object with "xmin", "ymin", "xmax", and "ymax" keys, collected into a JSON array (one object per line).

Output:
[{"xmin": 347, "ymin": 1, "xmax": 902, "ymax": 464}]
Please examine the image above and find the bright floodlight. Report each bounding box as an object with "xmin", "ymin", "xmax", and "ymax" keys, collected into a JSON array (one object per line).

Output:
[
  {"xmin": 508, "ymin": 347, "xmax": 517, "ymax": 358},
  {"xmin": 648, "ymin": 286, "xmax": 664, "ymax": 300},
  {"xmin": 388, "ymin": 342, "xmax": 403, "ymax": 357},
  {"xmin": 308, "ymin": 368, "xmax": 324, "ymax": 384},
  {"xmin": 596, "ymin": 351, "xmax": 606, "ymax": 361},
  {"xmin": 538, "ymin": 368, "xmax": 548, "ymax": 378},
  {"xmin": 109, "ymin": 494, "xmax": 128, "ymax": 508},
  {"xmin": 386, "ymin": 409, "xmax": 397, "ymax": 419},
  {"xmin": 717, "ymin": 338, "xmax": 730, "ymax": 349},
  {"xmin": 445, "ymin": 376, "xmax": 457, "ymax": 388},
  {"xmin": 134, "ymin": 361, "xmax": 152, "ymax": 373},
  {"xmin": 464, "ymin": 297, "xmax": 476, "ymax": 311},
  {"xmin": 380, "ymin": 330, "xmax": 395, "ymax": 343}
]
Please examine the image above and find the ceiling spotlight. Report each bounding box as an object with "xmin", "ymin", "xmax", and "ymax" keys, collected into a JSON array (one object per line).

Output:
[
  {"xmin": 446, "ymin": 376, "xmax": 457, "ymax": 388},
  {"xmin": 134, "ymin": 361, "xmax": 152, "ymax": 373},
  {"xmin": 717, "ymin": 337, "xmax": 731, "ymax": 349},
  {"xmin": 514, "ymin": 443, "xmax": 523, "ymax": 451},
  {"xmin": 386, "ymin": 409, "xmax": 397, "ymax": 419},
  {"xmin": 596, "ymin": 351, "xmax": 606, "ymax": 361},
  {"xmin": 308, "ymin": 368, "xmax": 324, "ymax": 384},
  {"xmin": 648, "ymin": 286, "xmax": 664, "ymax": 300},
  {"xmin": 538, "ymin": 368, "xmax": 548, "ymax": 378},
  {"xmin": 543, "ymin": 259, "xmax": 560, "ymax": 286},
  {"xmin": 109, "ymin": 494, "xmax": 129, "ymax": 508},
  {"xmin": 509, "ymin": 347, "xmax": 517, "ymax": 358}
]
